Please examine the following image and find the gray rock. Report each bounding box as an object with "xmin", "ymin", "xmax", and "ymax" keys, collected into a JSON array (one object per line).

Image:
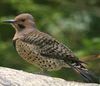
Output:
[{"xmin": 0, "ymin": 67, "xmax": 99, "ymax": 86}]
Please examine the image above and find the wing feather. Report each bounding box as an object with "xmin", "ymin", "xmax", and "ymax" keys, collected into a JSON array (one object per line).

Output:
[{"xmin": 21, "ymin": 31, "xmax": 82, "ymax": 64}]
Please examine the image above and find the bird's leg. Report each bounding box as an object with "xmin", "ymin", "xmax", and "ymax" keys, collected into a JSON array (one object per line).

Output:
[
  {"xmin": 41, "ymin": 69, "xmax": 49, "ymax": 75},
  {"xmin": 34, "ymin": 69, "xmax": 49, "ymax": 76}
]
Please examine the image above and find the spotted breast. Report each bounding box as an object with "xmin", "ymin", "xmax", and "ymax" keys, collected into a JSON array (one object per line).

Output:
[{"xmin": 15, "ymin": 38, "xmax": 68, "ymax": 71}]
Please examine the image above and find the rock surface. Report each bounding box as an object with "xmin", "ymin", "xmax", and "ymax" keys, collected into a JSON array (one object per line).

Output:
[{"xmin": 0, "ymin": 67, "xmax": 99, "ymax": 86}]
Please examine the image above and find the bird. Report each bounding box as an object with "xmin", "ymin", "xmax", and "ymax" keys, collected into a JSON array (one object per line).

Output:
[{"xmin": 3, "ymin": 13, "xmax": 99, "ymax": 83}]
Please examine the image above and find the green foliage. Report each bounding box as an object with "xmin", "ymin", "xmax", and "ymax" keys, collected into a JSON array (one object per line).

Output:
[{"xmin": 0, "ymin": 0, "xmax": 100, "ymax": 82}]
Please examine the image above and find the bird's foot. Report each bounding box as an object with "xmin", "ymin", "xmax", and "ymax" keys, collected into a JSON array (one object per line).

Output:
[{"xmin": 33, "ymin": 70, "xmax": 49, "ymax": 76}]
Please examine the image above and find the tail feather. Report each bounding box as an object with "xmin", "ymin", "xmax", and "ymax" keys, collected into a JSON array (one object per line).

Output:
[
  {"xmin": 74, "ymin": 66, "xmax": 99, "ymax": 83},
  {"xmin": 68, "ymin": 63, "xmax": 100, "ymax": 84}
]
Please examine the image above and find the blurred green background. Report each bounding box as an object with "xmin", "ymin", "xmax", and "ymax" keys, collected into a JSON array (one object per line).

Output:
[{"xmin": 0, "ymin": 0, "xmax": 100, "ymax": 82}]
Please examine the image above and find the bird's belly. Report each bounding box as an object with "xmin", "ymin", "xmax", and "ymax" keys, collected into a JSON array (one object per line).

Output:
[{"xmin": 15, "ymin": 40, "xmax": 68, "ymax": 71}]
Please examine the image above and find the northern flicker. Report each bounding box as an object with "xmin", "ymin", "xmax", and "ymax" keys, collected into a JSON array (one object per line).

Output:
[{"xmin": 3, "ymin": 13, "xmax": 99, "ymax": 83}]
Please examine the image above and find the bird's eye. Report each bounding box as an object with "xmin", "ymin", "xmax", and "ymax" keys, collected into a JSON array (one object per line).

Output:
[{"xmin": 21, "ymin": 19, "xmax": 25, "ymax": 22}]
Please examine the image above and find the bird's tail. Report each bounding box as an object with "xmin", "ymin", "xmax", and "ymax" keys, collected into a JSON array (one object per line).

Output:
[{"xmin": 68, "ymin": 63, "xmax": 100, "ymax": 84}]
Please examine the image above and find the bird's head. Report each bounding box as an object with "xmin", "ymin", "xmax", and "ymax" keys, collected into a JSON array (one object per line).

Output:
[{"xmin": 3, "ymin": 13, "xmax": 36, "ymax": 32}]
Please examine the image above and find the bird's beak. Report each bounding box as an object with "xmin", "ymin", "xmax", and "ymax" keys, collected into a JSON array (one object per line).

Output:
[{"xmin": 3, "ymin": 19, "xmax": 16, "ymax": 23}]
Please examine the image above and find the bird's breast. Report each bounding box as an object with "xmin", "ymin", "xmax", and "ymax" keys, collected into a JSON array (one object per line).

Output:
[
  {"xmin": 15, "ymin": 39, "xmax": 39, "ymax": 64},
  {"xmin": 15, "ymin": 39, "xmax": 68, "ymax": 71}
]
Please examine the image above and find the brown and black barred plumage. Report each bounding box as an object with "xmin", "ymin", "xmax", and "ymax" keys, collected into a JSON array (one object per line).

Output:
[{"xmin": 4, "ymin": 13, "xmax": 99, "ymax": 83}]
